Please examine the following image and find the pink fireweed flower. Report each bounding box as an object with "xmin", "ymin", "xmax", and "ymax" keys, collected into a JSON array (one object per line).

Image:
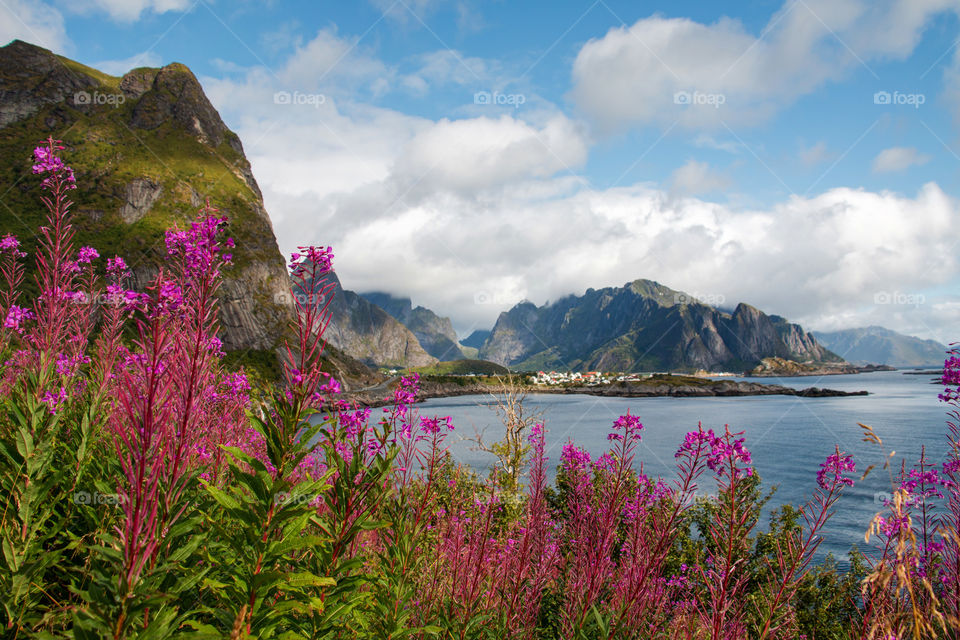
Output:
[
  {"xmin": 941, "ymin": 352, "xmax": 959, "ymax": 402},
  {"xmin": 419, "ymin": 415, "xmax": 453, "ymax": 435},
  {"xmin": 561, "ymin": 442, "xmax": 592, "ymax": 473},
  {"xmin": 223, "ymin": 371, "xmax": 251, "ymax": 399},
  {"xmin": 77, "ymin": 246, "xmax": 99, "ymax": 264},
  {"xmin": 817, "ymin": 452, "xmax": 856, "ymax": 490},
  {"xmin": 4, "ymin": 305, "xmax": 34, "ymax": 333},
  {"xmin": 675, "ymin": 427, "xmax": 715, "ymax": 458},
  {"xmin": 164, "ymin": 214, "xmax": 232, "ymax": 274},
  {"xmin": 155, "ymin": 281, "xmax": 184, "ymax": 315},
  {"xmin": 607, "ymin": 411, "xmax": 643, "ymax": 441},
  {"xmin": 393, "ymin": 373, "xmax": 420, "ymax": 406},
  {"xmin": 289, "ymin": 246, "xmax": 334, "ymax": 277},
  {"xmin": 106, "ymin": 256, "xmax": 129, "ymax": 276},
  {"xmin": 339, "ymin": 406, "xmax": 371, "ymax": 439},
  {"xmin": 0, "ymin": 234, "xmax": 24, "ymax": 257},
  {"xmin": 41, "ymin": 387, "xmax": 68, "ymax": 414},
  {"xmin": 900, "ymin": 467, "xmax": 946, "ymax": 499},
  {"xmin": 315, "ymin": 373, "xmax": 341, "ymax": 395},
  {"xmin": 32, "ymin": 143, "xmax": 76, "ymax": 189},
  {"xmin": 679, "ymin": 427, "xmax": 753, "ymax": 478}
]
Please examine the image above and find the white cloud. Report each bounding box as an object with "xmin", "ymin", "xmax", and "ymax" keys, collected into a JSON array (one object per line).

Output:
[
  {"xmin": 570, "ymin": 0, "xmax": 960, "ymax": 132},
  {"xmin": 1, "ymin": 0, "xmax": 69, "ymax": 52},
  {"xmin": 799, "ymin": 141, "xmax": 833, "ymax": 167},
  {"xmin": 65, "ymin": 0, "xmax": 193, "ymax": 22},
  {"xmin": 669, "ymin": 160, "xmax": 729, "ymax": 195},
  {"xmin": 872, "ymin": 146, "xmax": 931, "ymax": 173},
  {"xmin": 196, "ymin": 21, "xmax": 960, "ymax": 343},
  {"xmin": 92, "ymin": 50, "xmax": 162, "ymax": 76}
]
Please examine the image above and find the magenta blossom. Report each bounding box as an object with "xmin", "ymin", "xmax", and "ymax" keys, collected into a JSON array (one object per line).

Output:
[
  {"xmin": 289, "ymin": 246, "xmax": 334, "ymax": 277},
  {"xmin": 77, "ymin": 246, "xmax": 99, "ymax": 264},
  {"xmin": 419, "ymin": 415, "xmax": 453, "ymax": 435},
  {"xmin": 32, "ymin": 143, "xmax": 76, "ymax": 189},
  {"xmin": 608, "ymin": 411, "xmax": 643, "ymax": 441},
  {"xmin": 941, "ymin": 351, "xmax": 959, "ymax": 402},
  {"xmin": 561, "ymin": 442, "xmax": 592, "ymax": 474},
  {"xmin": 106, "ymin": 256, "xmax": 129, "ymax": 275},
  {"xmin": 0, "ymin": 234, "xmax": 24, "ymax": 257},
  {"xmin": 4, "ymin": 305, "xmax": 35, "ymax": 333},
  {"xmin": 41, "ymin": 387, "xmax": 68, "ymax": 414},
  {"xmin": 817, "ymin": 451, "xmax": 856, "ymax": 490}
]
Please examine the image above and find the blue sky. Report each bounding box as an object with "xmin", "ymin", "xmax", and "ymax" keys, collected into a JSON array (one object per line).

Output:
[{"xmin": 2, "ymin": 0, "xmax": 959, "ymax": 342}]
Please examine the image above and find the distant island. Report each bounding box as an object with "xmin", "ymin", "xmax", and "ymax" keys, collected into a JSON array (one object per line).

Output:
[
  {"xmin": 748, "ymin": 357, "xmax": 895, "ymax": 377},
  {"xmin": 342, "ymin": 371, "xmax": 868, "ymax": 407}
]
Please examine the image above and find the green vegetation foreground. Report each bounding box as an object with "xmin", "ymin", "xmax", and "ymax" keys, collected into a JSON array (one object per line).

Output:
[{"xmin": 1, "ymin": 140, "xmax": 959, "ymax": 638}]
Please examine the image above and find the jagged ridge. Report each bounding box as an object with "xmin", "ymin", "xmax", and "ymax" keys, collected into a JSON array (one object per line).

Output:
[{"xmin": 479, "ymin": 278, "xmax": 840, "ymax": 372}]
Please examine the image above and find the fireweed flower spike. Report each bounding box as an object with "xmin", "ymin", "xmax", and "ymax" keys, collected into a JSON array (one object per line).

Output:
[{"xmin": 817, "ymin": 451, "xmax": 856, "ymax": 490}]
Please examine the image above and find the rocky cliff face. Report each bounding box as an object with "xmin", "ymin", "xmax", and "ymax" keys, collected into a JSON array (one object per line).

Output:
[
  {"xmin": 479, "ymin": 279, "xmax": 839, "ymax": 372},
  {"xmin": 360, "ymin": 292, "xmax": 466, "ymax": 361},
  {"xmin": 324, "ymin": 275, "xmax": 437, "ymax": 369},
  {"xmin": 0, "ymin": 39, "xmax": 293, "ymax": 354}
]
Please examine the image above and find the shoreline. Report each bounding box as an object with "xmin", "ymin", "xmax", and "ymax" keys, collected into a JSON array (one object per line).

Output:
[{"xmin": 343, "ymin": 375, "xmax": 869, "ymax": 408}]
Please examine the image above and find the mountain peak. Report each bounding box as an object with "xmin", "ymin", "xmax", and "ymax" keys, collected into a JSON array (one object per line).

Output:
[
  {"xmin": 0, "ymin": 42, "xmax": 291, "ymax": 358},
  {"xmin": 628, "ymin": 278, "xmax": 687, "ymax": 307}
]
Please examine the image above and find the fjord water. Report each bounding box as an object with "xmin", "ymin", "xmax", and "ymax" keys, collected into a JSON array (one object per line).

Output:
[{"xmin": 419, "ymin": 370, "xmax": 950, "ymax": 563}]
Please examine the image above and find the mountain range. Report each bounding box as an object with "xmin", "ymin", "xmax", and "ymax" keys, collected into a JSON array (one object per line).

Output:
[
  {"xmin": 360, "ymin": 292, "xmax": 466, "ymax": 361},
  {"xmin": 812, "ymin": 326, "xmax": 948, "ymax": 367},
  {"xmin": 477, "ymin": 279, "xmax": 838, "ymax": 372}
]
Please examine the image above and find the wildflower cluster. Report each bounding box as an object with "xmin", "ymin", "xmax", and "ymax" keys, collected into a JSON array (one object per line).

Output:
[{"xmin": 1, "ymin": 139, "xmax": 958, "ymax": 639}]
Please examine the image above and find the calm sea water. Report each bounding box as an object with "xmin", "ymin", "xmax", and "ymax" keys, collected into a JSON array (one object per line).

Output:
[{"xmin": 415, "ymin": 369, "xmax": 952, "ymax": 564}]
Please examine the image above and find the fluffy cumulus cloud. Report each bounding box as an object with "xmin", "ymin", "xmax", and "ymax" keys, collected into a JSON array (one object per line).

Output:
[
  {"xmin": 872, "ymin": 146, "xmax": 931, "ymax": 173},
  {"xmin": 197, "ymin": 24, "xmax": 959, "ymax": 343},
  {"xmin": 321, "ymin": 179, "xmax": 958, "ymax": 342},
  {"xmin": 570, "ymin": 0, "xmax": 960, "ymax": 132},
  {"xmin": 1, "ymin": 0, "xmax": 69, "ymax": 51}
]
